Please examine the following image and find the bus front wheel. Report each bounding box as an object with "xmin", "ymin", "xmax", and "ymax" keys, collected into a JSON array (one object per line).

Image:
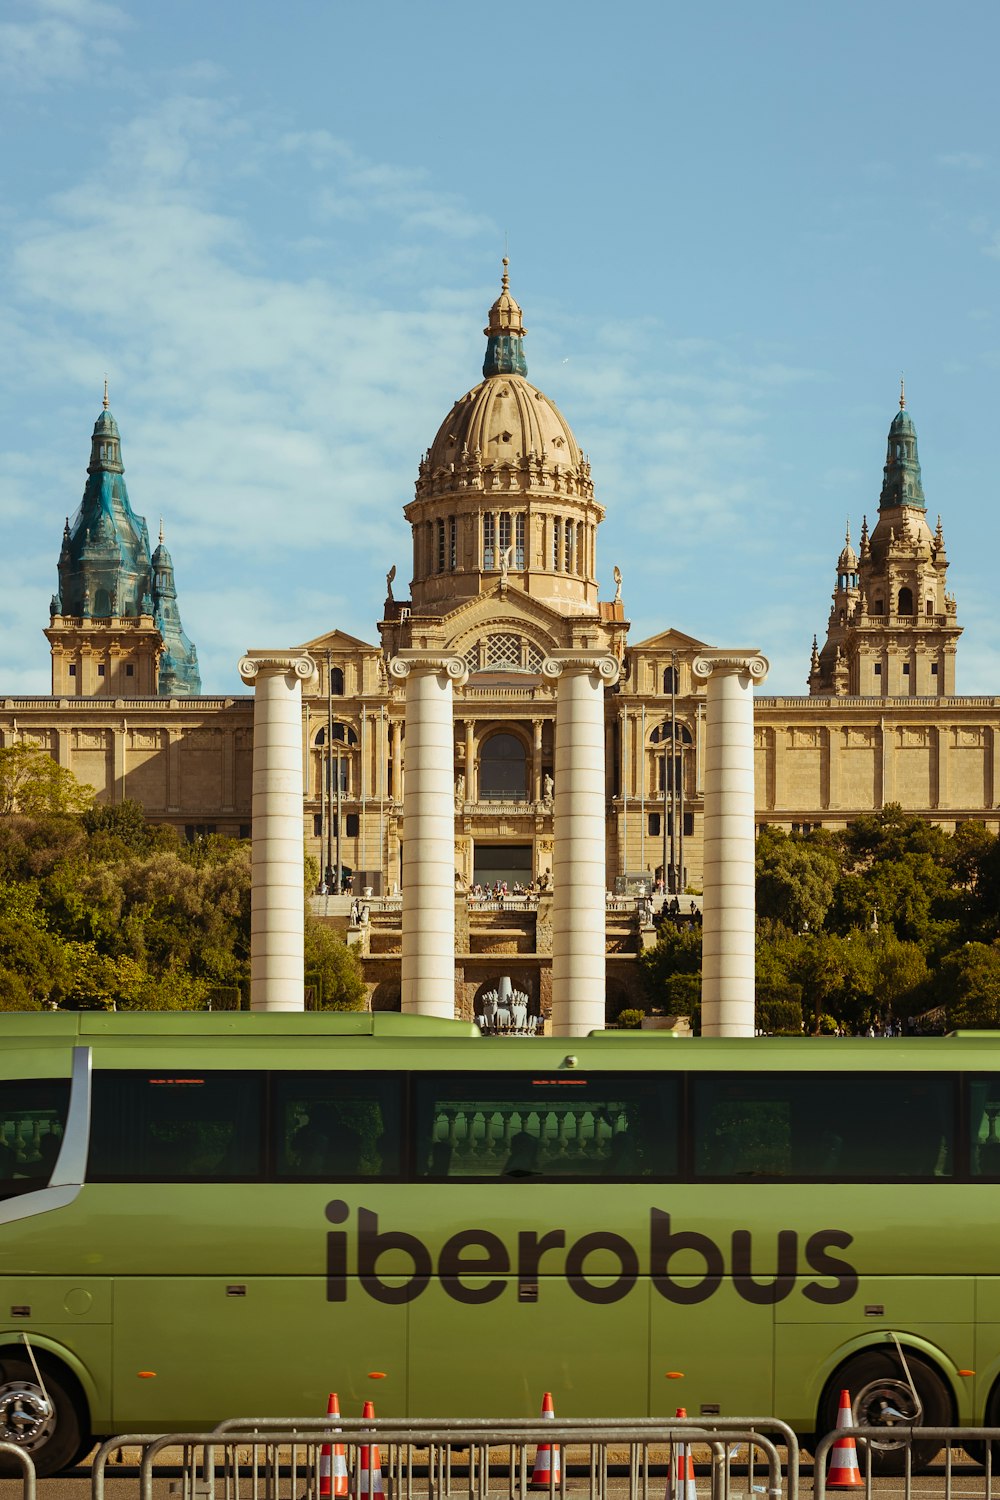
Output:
[
  {"xmin": 818, "ymin": 1348, "xmax": 951, "ymax": 1476},
  {"xmin": 0, "ymin": 1354, "xmax": 85, "ymax": 1478}
]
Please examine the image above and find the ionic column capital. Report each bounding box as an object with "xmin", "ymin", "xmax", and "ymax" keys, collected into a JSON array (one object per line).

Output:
[
  {"xmin": 541, "ymin": 651, "xmax": 620, "ymax": 686},
  {"xmin": 388, "ymin": 652, "xmax": 469, "ymax": 687},
  {"xmin": 691, "ymin": 650, "xmax": 769, "ymax": 684},
  {"xmin": 239, "ymin": 651, "xmax": 317, "ymax": 685}
]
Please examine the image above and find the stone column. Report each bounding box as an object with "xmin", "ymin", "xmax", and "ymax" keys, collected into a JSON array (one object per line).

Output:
[
  {"xmin": 390, "ymin": 719, "xmax": 402, "ymax": 804},
  {"xmin": 388, "ymin": 652, "xmax": 469, "ymax": 1017},
  {"xmin": 692, "ymin": 650, "xmax": 769, "ymax": 1038},
  {"xmin": 541, "ymin": 651, "xmax": 621, "ymax": 1038},
  {"xmin": 113, "ymin": 720, "xmax": 127, "ymax": 804},
  {"xmin": 238, "ymin": 651, "xmax": 317, "ymax": 1012},
  {"xmin": 464, "ymin": 720, "xmax": 476, "ymax": 801},
  {"xmin": 532, "ymin": 718, "xmax": 543, "ymax": 802}
]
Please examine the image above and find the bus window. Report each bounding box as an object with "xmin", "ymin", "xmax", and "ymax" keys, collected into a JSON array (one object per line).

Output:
[
  {"xmin": 413, "ymin": 1073, "xmax": 678, "ymax": 1180},
  {"xmin": 0, "ymin": 1080, "xmax": 70, "ymax": 1197},
  {"xmin": 969, "ymin": 1079, "xmax": 1000, "ymax": 1177},
  {"xmin": 89, "ymin": 1072, "xmax": 263, "ymax": 1181},
  {"xmin": 692, "ymin": 1073, "xmax": 955, "ymax": 1180},
  {"xmin": 273, "ymin": 1074, "xmax": 401, "ymax": 1179}
]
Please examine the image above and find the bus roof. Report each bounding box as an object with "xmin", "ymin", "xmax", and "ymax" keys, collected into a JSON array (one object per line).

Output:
[{"xmin": 2, "ymin": 1012, "xmax": 1000, "ymax": 1074}]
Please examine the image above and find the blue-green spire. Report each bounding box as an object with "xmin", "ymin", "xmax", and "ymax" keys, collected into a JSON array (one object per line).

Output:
[
  {"xmin": 151, "ymin": 521, "xmax": 202, "ymax": 695},
  {"xmin": 483, "ymin": 258, "xmax": 527, "ymax": 378},
  {"xmin": 58, "ymin": 385, "xmax": 151, "ymax": 619},
  {"xmin": 55, "ymin": 389, "xmax": 202, "ymax": 695},
  {"xmin": 880, "ymin": 380, "xmax": 926, "ymax": 511}
]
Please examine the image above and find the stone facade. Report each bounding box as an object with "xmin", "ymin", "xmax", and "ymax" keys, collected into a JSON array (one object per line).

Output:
[{"xmin": 4, "ymin": 274, "xmax": 999, "ymax": 1014}]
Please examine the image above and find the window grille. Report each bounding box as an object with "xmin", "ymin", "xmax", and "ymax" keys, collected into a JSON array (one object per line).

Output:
[
  {"xmin": 483, "ymin": 514, "xmax": 495, "ymax": 570},
  {"xmin": 487, "ymin": 633, "xmax": 522, "ymax": 671},
  {"xmin": 515, "ymin": 513, "xmax": 525, "ymax": 568}
]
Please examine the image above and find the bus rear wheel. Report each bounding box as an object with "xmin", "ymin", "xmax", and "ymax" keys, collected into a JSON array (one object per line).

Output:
[
  {"xmin": 818, "ymin": 1348, "xmax": 951, "ymax": 1476},
  {"xmin": 0, "ymin": 1355, "xmax": 85, "ymax": 1478},
  {"xmin": 963, "ymin": 1383, "xmax": 1000, "ymax": 1468}
]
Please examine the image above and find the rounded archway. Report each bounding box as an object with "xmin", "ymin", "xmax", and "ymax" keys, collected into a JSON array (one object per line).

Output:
[{"xmin": 370, "ymin": 981, "xmax": 401, "ymax": 1012}]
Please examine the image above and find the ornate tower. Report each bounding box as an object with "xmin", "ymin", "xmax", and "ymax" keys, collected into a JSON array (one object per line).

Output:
[
  {"xmin": 150, "ymin": 524, "xmax": 202, "ymax": 695},
  {"xmin": 45, "ymin": 389, "xmax": 201, "ymax": 696},
  {"xmin": 399, "ymin": 260, "xmax": 606, "ymax": 620},
  {"xmin": 809, "ymin": 389, "xmax": 960, "ymax": 697}
]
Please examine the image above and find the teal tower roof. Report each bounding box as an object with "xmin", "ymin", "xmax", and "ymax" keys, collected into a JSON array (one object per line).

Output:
[
  {"xmin": 54, "ymin": 388, "xmax": 201, "ymax": 695},
  {"xmin": 150, "ymin": 523, "xmax": 202, "ymax": 695},
  {"xmin": 482, "ymin": 258, "xmax": 528, "ymax": 378},
  {"xmin": 879, "ymin": 382, "xmax": 926, "ymax": 511}
]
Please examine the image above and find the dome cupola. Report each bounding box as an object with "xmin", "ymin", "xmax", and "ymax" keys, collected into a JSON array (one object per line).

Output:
[{"xmin": 403, "ymin": 263, "xmax": 604, "ymax": 619}]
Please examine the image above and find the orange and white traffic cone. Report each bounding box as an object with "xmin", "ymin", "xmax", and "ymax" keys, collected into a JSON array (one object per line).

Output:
[
  {"xmin": 528, "ymin": 1391, "xmax": 561, "ymax": 1491},
  {"xmin": 318, "ymin": 1393, "xmax": 349, "ymax": 1500},
  {"xmin": 826, "ymin": 1389, "xmax": 864, "ymax": 1490},
  {"xmin": 352, "ymin": 1400, "xmax": 384, "ymax": 1499},
  {"xmin": 665, "ymin": 1408, "xmax": 696, "ymax": 1500}
]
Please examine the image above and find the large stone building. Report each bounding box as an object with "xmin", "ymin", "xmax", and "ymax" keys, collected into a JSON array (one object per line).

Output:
[{"xmin": 3, "ymin": 271, "xmax": 999, "ymax": 1011}]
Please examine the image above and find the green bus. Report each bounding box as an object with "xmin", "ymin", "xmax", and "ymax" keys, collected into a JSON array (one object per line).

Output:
[{"xmin": 3, "ymin": 1011, "xmax": 1000, "ymax": 1475}]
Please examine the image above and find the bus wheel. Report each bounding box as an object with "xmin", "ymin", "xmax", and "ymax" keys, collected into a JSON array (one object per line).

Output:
[
  {"xmin": 0, "ymin": 1355, "xmax": 85, "ymax": 1478},
  {"xmin": 963, "ymin": 1383, "xmax": 1000, "ymax": 1468},
  {"xmin": 818, "ymin": 1348, "xmax": 951, "ymax": 1476}
]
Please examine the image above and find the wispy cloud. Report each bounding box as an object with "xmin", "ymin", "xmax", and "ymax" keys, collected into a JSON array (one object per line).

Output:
[
  {"xmin": 0, "ymin": 0, "xmax": 128, "ymax": 85},
  {"xmin": 934, "ymin": 151, "xmax": 988, "ymax": 172}
]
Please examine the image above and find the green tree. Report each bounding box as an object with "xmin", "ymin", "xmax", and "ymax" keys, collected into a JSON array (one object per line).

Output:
[
  {"xmin": 756, "ymin": 826, "xmax": 841, "ymax": 934},
  {"xmin": 831, "ymin": 804, "xmax": 956, "ymax": 945},
  {"xmin": 0, "ymin": 746, "xmax": 93, "ymax": 816},
  {"xmin": 931, "ymin": 942, "xmax": 1000, "ymax": 1028},
  {"xmin": 304, "ymin": 920, "xmax": 366, "ymax": 1010},
  {"xmin": 637, "ymin": 924, "xmax": 702, "ymax": 1009},
  {"xmin": 0, "ymin": 968, "xmax": 38, "ymax": 1010}
]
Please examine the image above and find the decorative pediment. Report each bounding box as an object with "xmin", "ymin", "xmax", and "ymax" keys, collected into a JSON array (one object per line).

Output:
[
  {"xmin": 630, "ymin": 626, "xmax": 715, "ymax": 653},
  {"xmin": 297, "ymin": 626, "xmax": 379, "ymax": 654},
  {"xmin": 432, "ymin": 584, "xmax": 593, "ymax": 651}
]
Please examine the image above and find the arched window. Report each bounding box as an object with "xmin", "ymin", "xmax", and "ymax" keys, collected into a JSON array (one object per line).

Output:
[
  {"xmin": 576, "ymin": 521, "xmax": 584, "ymax": 575},
  {"xmin": 315, "ymin": 723, "xmax": 357, "ymax": 795},
  {"xmin": 897, "ymin": 586, "xmax": 914, "ymax": 615},
  {"xmin": 329, "ymin": 666, "xmax": 344, "ymax": 695},
  {"xmin": 315, "ymin": 724, "xmax": 357, "ymax": 746},
  {"xmin": 662, "ymin": 666, "xmax": 678, "ymax": 695},
  {"xmin": 94, "ymin": 588, "xmax": 111, "ymax": 618},
  {"xmin": 552, "ymin": 517, "xmax": 562, "ymax": 570},
  {"xmin": 650, "ymin": 722, "xmax": 693, "ymax": 793},
  {"xmin": 479, "ymin": 732, "xmax": 528, "ymax": 802},
  {"xmin": 926, "ymin": 599, "xmax": 934, "ymax": 616}
]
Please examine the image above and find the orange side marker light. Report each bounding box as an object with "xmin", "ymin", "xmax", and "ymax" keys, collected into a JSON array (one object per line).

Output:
[
  {"xmin": 665, "ymin": 1372, "xmax": 685, "ymax": 1379},
  {"xmin": 368, "ymin": 1371, "xmax": 387, "ymax": 1379},
  {"xmin": 959, "ymin": 1369, "xmax": 976, "ymax": 1377},
  {"xmin": 137, "ymin": 1371, "xmax": 157, "ymax": 1379}
]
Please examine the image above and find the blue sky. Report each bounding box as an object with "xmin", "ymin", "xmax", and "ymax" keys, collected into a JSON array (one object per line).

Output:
[{"xmin": 1, "ymin": 0, "xmax": 998, "ymax": 696}]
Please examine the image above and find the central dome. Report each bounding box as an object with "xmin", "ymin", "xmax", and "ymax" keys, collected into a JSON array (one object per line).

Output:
[
  {"xmin": 403, "ymin": 264, "xmax": 603, "ymax": 619},
  {"xmin": 427, "ymin": 373, "xmax": 583, "ymax": 474}
]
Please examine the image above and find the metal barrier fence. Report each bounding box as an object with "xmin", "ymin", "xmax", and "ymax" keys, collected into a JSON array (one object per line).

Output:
[
  {"xmin": 90, "ymin": 1417, "xmax": 798, "ymax": 1500},
  {"xmin": 0, "ymin": 1440, "xmax": 36, "ymax": 1500},
  {"xmin": 813, "ymin": 1425, "xmax": 1000, "ymax": 1500}
]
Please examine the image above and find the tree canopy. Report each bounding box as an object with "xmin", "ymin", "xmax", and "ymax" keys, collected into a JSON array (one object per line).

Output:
[
  {"xmin": 638, "ymin": 807, "xmax": 1000, "ymax": 1034},
  {"xmin": 0, "ymin": 781, "xmax": 364, "ymax": 1014}
]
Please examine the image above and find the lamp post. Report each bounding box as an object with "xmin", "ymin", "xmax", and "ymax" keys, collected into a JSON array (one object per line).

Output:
[
  {"xmin": 325, "ymin": 651, "xmax": 334, "ymax": 889},
  {"xmin": 662, "ymin": 727, "xmax": 669, "ymax": 900}
]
